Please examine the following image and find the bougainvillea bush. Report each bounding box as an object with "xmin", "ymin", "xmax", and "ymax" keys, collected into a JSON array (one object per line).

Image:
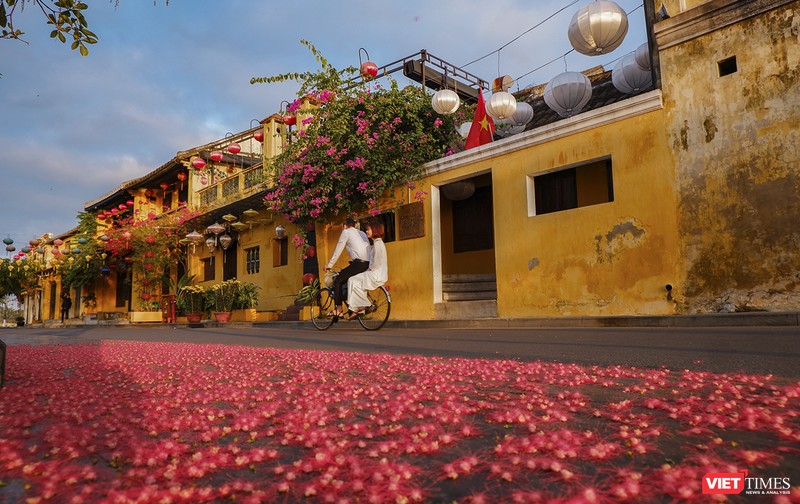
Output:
[
  {"xmin": 1, "ymin": 341, "xmax": 798, "ymax": 503},
  {"xmin": 254, "ymin": 41, "xmax": 468, "ymax": 236}
]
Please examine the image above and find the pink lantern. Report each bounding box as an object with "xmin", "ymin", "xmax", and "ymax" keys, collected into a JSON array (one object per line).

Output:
[
  {"xmin": 210, "ymin": 150, "xmax": 223, "ymax": 162},
  {"xmin": 227, "ymin": 142, "xmax": 241, "ymax": 154},
  {"xmin": 111, "ymin": 208, "xmax": 119, "ymax": 215},
  {"xmin": 191, "ymin": 157, "xmax": 206, "ymax": 170},
  {"xmin": 126, "ymin": 200, "xmax": 134, "ymax": 206},
  {"xmin": 253, "ymin": 129, "xmax": 264, "ymax": 142},
  {"xmin": 122, "ymin": 231, "xmax": 132, "ymax": 239},
  {"xmin": 119, "ymin": 204, "xmax": 127, "ymax": 211},
  {"xmin": 361, "ymin": 61, "xmax": 378, "ymax": 78},
  {"xmin": 160, "ymin": 183, "xmax": 169, "ymax": 190},
  {"xmin": 53, "ymin": 238, "xmax": 64, "ymax": 246}
]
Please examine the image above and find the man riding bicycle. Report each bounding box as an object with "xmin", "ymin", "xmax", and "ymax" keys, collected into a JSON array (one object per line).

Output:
[{"xmin": 324, "ymin": 217, "xmax": 370, "ymax": 319}]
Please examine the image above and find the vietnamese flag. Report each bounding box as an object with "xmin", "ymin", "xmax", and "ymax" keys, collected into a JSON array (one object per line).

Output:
[{"xmin": 465, "ymin": 91, "xmax": 495, "ymax": 150}]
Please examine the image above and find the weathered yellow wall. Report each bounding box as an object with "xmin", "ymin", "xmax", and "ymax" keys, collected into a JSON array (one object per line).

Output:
[{"xmin": 657, "ymin": 0, "xmax": 800, "ymax": 312}]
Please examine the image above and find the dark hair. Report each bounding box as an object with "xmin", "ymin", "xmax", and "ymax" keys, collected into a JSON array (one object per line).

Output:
[
  {"xmin": 344, "ymin": 217, "xmax": 356, "ymax": 227},
  {"xmin": 368, "ymin": 221, "xmax": 385, "ymax": 239}
]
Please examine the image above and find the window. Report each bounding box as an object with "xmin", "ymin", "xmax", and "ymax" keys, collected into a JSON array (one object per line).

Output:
[
  {"xmin": 273, "ymin": 238, "xmax": 288, "ymax": 267},
  {"xmin": 529, "ymin": 158, "xmax": 614, "ymax": 216},
  {"xmin": 718, "ymin": 56, "xmax": 737, "ymax": 77},
  {"xmin": 202, "ymin": 258, "xmax": 215, "ymax": 281},
  {"xmin": 246, "ymin": 246, "xmax": 260, "ymax": 274}
]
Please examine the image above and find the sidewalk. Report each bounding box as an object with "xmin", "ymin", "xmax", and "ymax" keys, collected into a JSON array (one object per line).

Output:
[{"xmin": 17, "ymin": 310, "xmax": 800, "ymax": 330}]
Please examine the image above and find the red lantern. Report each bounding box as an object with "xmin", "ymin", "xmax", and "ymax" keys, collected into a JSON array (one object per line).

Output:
[
  {"xmin": 191, "ymin": 157, "xmax": 206, "ymax": 170},
  {"xmin": 283, "ymin": 115, "xmax": 297, "ymax": 126},
  {"xmin": 361, "ymin": 61, "xmax": 378, "ymax": 78},
  {"xmin": 53, "ymin": 239, "xmax": 63, "ymax": 246},
  {"xmin": 119, "ymin": 204, "xmax": 127, "ymax": 211},
  {"xmin": 111, "ymin": 208, "xmax": 119, "ymax": 215},
  {"xmin": 126, "ymin": 200, "xmax": 134, "ymax": 206},
  {"xmin": 302, "ymin": 273, "xmax": 317, "ymax": 286},
  {"xmin": 160, "ymin": 183, "xmax": 169, "ymax": 190},
  {"xmin": 177, "ymin": 172, "xmax": 187, "ymax": 181},
  {"xmin": 253, "ymin": 129, "xmax": 264, "ymax": 142},
  {"xmin": 210, "ymin": 150, "xmax": 224, "ymax": 162},
  {"xmin": 227, "ymin": 142, "xmax": 241, "ymax": 154}
]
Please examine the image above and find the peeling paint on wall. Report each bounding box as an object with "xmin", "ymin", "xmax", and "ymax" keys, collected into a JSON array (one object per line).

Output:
[
  {"xmin": 528, "ymin": 258, "xmax": 540, "ymax": 270},
  {"xmin": 595, "ymin": 220, "xmax": 647, "ymax": 263}
]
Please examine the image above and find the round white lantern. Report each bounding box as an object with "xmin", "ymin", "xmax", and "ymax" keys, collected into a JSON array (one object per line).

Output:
[
  {"xmin": 511, "ymin": 101, "xmax": 534, "ymax": 127},
  {"xmin": 458, "ymin": 121, "xmax": 472, "ymax": 139},
  {"xmin": 543, "ymin": 71, "xmax": 593, "ymax": 117},
  {"xmin": 634, "ymin": 42, "xmax": 651, "ymax": 71},
  {"xmin": 568, "ymin": 0, "xmax": 629, "ymax": 56},
  {"xmin": 612, "ymin": 52, "xmax": 652, "ymax": 94},
  {"xmin": 485, "ymin": 91, "xmax": 517, "ymax": 120},
  {"xmin": 431, "ymin": 89, "xmax": 460, "ymax": 115}
]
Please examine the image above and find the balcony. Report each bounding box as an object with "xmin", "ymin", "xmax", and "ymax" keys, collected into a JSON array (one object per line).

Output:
[{"xmin": 197, "ymin": 165, "xmax": 268, "ymax": 210}]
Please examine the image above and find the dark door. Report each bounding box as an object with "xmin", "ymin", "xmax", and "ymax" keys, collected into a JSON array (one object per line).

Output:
[{"xmin": 223, "ymin": 240, "xmax": 238, "ymax": 280}]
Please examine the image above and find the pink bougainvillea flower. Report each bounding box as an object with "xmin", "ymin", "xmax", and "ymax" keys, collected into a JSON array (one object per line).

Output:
[{"xmin": 1, "ymin": 341, "xmax": 798, "ymax": 503}]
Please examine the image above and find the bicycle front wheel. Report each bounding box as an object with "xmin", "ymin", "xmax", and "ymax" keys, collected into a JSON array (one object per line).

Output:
[
  {"xmin": 311, "ymin": 288, "xmax": 336, "ymax": 331},
  {"xmin": 358, "ymin": 286, "xmax": 391, "ymax": 331}
]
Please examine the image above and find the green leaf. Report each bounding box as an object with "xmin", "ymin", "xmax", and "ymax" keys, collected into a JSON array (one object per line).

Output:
[
  {"xmin": 57, "ymin": 32, "xmax": 66, "ymax": 43},
  {"xmin": 50, "ymin": 29, "xmax": 59, "ymax": 38},
  {"xmin": 79, "ymin": 44, "xmax": 88, "ymax": 56}
]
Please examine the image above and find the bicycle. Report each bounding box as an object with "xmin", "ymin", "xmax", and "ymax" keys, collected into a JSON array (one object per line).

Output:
[{"xmin": 310, "ymin": 271, "xmax": 391, "ymax": 331}]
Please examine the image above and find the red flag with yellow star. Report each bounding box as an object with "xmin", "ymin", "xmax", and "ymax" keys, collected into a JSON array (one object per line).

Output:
[{"xmin": 465, "ymin": 91, "xmax": 495, "ymax": 150}]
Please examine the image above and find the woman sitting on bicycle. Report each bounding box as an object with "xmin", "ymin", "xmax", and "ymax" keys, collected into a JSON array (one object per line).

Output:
[{"xmin": 346, "ymin": 221, "xmax": 388, "ymax": 319}]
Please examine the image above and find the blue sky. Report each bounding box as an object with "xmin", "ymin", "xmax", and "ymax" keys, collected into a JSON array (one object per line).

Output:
[{"xmin": 0, "ymin": 0, "xmax": 647, "ymax": 247}]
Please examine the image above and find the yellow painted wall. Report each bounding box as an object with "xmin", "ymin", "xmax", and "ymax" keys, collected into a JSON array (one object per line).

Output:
[
  {"xmin": 322, "ymin": 98, "xmax": 681, "ymax": 320},
  {"xmin": 656, "ymin": 0, "xmax": 800, "ymax": 312}
]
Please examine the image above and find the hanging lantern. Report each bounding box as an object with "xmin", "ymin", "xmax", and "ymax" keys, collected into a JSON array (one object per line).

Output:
[
  {"xmin": 227, "ymin": 142, "xmax": 241, "ymax": 154},
  {"xmin": 191, "ymin": 157, "xmax": 206, "ymax": 170},
  {"xmin": 207, "ymin": 222, "xmax": 225, "ymax": 235},
  {"xmin": 511, "ymin": 101, "xmax": 534, "ymax": 127},
  {"xmin": 205, "ymin": 236, "xmax": 216, "ymax": 254},
  {"xmin": 111, "ymin": 208, "xmax": 119, "ymax": 215},
  {"xmin": 568, "ymin": 0, "xmax": 629, "ymax": 56},
  {"xmin": 441, "ymin": 181, "xmax": 476, "ymax": 201},
  {"xmin": 219, "ymin": 234, "xmax": 233, "ymax": 250},
  {"xmin": 21, "ymin": 246, "xmax": 31, "ymax": 253},
  {"xmin": 2, "ymin": 237, "xmax": 13, "ymax": 246},
  {"xmin": 242, "ymin": 208, "xmax": 259, "ymax": 219},
  {"xmin": 210, "ymin": 151, "xmax": 224, "ymax": 162},
  {"xmin": 544, "ymin": 71, "xmax": 593, "ymax": 117},
  {"xmin": 431, "ymin": 89, "xmax": 460, "ymax": 115},
  {"xmin": 29, "ymin": 239, "xmax": 40, "ymax": 247},
  {"xmin": 186, "ymin": 231, "xmax": 203, "ymax": 243},
  {"xmin": 493, "ymin": 118, "xmax": 515, "ymax": 138},
  {"xmin": 231, "ymin": 222, "xmax": 248, "ymax": 232},
  {"xmin": 177, "ymin": 172, "xmax": 187, "ymax": 182},
  {"xmin": 126, "ymin": 200, "xmax": 134, "ymax": 206},
  {"xmin": 122, "ymin": 231, "xmax": 132, "ymax": 240},
  {"xmin": 275, "ymin": 224, "xmax": 286, "ymax": 239},
  {"xmin": 37, "ymin": 247, "xmax": 44, "ymax": 254},
  {"xmin": 485, "ymin": 91, "xmax": 517, "ymax": 121},
  {"xmin": 283, "ymin": 115, "xmax": 297, "ymax": 126},
  {"xmin": 360, "ymin": 61, "xmax": 378, "ymax": 78},
  {"xmin": 612, "ymin": 52, "xmax": 653, "ymax": 94},
  {"xmin": 53, "ymin": 238, "xmax": 64, "ymax": 246},
  {"xmin": 253, "ymin": 129, "xmax": 264, "ymax": 142},
  {"xmin": 78, "ymin": 237, "xmax": 88, "ymax": 245},
  {"xmin": 634, "ymin": 42, "xmax": 651, "ymax": 71},
  {"xmin": 71, "ymin": 247, "xmax": 82, "ymax": 255},
  {"xmin": 200, "ymin": 175, "xmax": 209, "ymax": 185},
  {"xmin": 100, "ymin": 235, "xmax": 110, "ymax": 242}
]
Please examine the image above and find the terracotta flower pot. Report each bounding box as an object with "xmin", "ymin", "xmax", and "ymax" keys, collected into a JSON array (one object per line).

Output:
[
  {"xmin": 186, "ymin": 313, "xmax": 203, "ymax": 324},
  {"xmin": 214, "ymin": 312, "xmax": 232, "ymax": 323}
]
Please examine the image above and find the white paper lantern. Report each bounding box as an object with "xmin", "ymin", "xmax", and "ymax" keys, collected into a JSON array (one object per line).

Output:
[
  {"xmin": 511, "ymin": 101, "xmax": 534, "ymax": 126},
  {"xmin": 568, "ymin": 0, "xmax": 629, "ymax": 56},
  {"xmin": 634, "ymin": 42, "xmax": 651, "ymax": 71},
  {"xmin": 493, "ymin": 117, "xmax": 515, "ymax": 138},
  {"xmin": 485, "ymin": 91, "xmax": 517, "ymax": 120},
  {"xmin": 612, "ymin": 52, "xmax": 652, "ymax": 94},
  {"xmin": 431, "ymin": 89, "xmax": 460, "ymax": 115},
  {"xmin": 544, "ymin": 72, "xmax": 593, "ymax": 118},
  {"xmin": 458, "ymin": 121, "xmax": 472, "ymax": 139}
]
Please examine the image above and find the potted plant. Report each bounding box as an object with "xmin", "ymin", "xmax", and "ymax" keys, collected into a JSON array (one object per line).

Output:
[
  {"xmin": 232, "ymin": 281, "xmax": 260, "ymax": 322},
  {"xmin": 15, "ymin": 316, "xmax": 24, "ymax": 327},
  {"xmin": 178, "ymin": 285, "xmax": 207, "ymax": 323},
  {"xmin": 208, "ymin": 279, "xmax": 240, "ymax": 323}
]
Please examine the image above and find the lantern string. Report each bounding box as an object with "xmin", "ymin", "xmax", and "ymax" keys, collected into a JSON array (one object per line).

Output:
[{"xmin": 462, "ymin": 0, "xmax": 582, "ymax": 68}]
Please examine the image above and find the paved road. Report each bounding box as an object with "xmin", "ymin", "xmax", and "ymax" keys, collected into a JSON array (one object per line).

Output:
[{"xmin": 2, "ymin": 322, "xmax": 799, "ymax": 378}]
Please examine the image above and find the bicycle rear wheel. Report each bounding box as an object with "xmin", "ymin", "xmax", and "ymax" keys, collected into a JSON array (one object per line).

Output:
[
  {"xmin": 358, "ymin": 286, "xmax": 391, "ymax": 331},
  {"xmin": 311, "ymin": 288, "xmax": 336, "ymax": 331}
]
